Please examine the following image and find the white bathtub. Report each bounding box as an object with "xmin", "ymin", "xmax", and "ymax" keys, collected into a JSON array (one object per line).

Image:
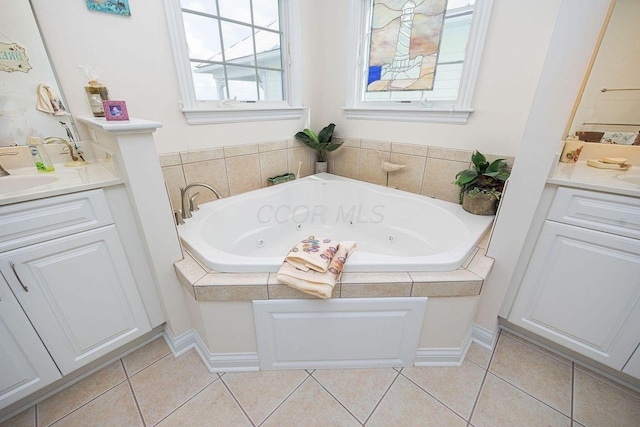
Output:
[{"xmin": 178, "ymin": 173, "xmax": 494, "ymax": 272}]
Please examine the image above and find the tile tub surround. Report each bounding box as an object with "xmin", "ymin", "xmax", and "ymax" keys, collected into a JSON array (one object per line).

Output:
[
  {"xmin": 4, "ymin": 329, "xmax": 639, "ymax": 426},
  {"xmin": 174, "ymin": 239, "xmax": 494, "ymax": 301},
  {"xmin": 160, "ymin": 139, "xmax": 515, "ymax": 210}
]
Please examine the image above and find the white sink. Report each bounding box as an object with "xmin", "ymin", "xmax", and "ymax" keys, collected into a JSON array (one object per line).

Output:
[{"xmin": 0, "ymin": 174, "xmax": 58, "ymax": 194}]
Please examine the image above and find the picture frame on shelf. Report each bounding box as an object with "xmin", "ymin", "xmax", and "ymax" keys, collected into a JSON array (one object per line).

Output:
[{"xmin": 102, "ymin": 100, "xmax": 129, "ymax": 121}]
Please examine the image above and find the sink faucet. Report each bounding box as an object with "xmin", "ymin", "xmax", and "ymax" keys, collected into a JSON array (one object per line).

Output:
[
  {"xmin": 0, "ymin": 151, "xmax": 19, "ymax": 177},
  {"xmin": 179, "ymin": 182, "xmax": 223, "ymax": 220},
  {"xmin": 44, "ymin": 137, "xmax": 86, "ymax": 164}
]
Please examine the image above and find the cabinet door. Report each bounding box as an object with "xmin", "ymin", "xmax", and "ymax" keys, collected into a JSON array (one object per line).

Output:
[
  {"xmin": 0, "ymin": 226, "xmax": 151, "ymax": 375},
  {"xmin": 509, "ymin": 221, "xmax": 640, "ymax": 369},
  {"xmin": 0, "ymin": 278, "xmax": 61, "ymax": 409}
]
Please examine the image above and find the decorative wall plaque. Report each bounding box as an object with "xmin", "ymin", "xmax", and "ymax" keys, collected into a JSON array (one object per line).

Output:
[{"xmin": 0, "ymin": 42, "xmax": 32, "ymax": 73}]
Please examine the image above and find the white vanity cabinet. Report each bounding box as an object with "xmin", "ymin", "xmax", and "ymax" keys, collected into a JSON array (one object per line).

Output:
[
  {"xmin": 0, "ymin": 189, "xmax": 152, "ymax": 407},
  {"xmin": 0, "ymin": 276, "xmax": 62, "ymax": 408},
  {"xmin": 509, "ymin": 187, "xmax": 640, "ymax": 373}
]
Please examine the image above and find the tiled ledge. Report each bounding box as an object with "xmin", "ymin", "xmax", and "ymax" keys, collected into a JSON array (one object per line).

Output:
[{"xmin": 174, "ymin": 243, "xmax": 495, "ymax": 302}]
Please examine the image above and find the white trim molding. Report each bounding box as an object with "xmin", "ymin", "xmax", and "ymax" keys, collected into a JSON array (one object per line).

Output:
[
  {"xmin": 163, "ymin": 327, "xmax": 259, "ymax": 373},
  {"xmin": 414, "ymin": 323, "xmax": 497, "ymax": 366}
]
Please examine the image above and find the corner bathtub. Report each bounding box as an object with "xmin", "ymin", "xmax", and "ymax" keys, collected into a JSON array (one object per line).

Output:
[{"xmin": 178, "ymin": 173, "xmax": 494, "ymax": 273}]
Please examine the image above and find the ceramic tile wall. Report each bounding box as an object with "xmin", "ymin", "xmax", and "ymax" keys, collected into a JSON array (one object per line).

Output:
[{"xmin": 160, "ymin": 138, "xmax": 515, "ymax": 210}]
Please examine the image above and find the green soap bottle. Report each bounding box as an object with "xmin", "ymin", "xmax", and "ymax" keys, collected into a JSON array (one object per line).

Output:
[{"xmin": 27, "ymin": 135, "xmax": 55, "ymax": 172}]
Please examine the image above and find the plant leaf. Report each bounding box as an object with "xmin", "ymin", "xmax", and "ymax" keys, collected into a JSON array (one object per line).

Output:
[
  {"xmin": 318, "ymin": 123, "xmax": 335, "ymax": 144},
  {"xmin": 302, "ymin": 128, "xmax": 319, "ymax": 143}
]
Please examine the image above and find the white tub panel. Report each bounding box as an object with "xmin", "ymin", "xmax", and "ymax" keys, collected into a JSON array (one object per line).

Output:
[{"xmin": 253, "ymin": 297, "xmax": 427, "ymax": 370}]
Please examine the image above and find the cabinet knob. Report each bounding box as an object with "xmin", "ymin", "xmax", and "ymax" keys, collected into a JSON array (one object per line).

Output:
[{"xmin": 9, "ymin": 261, "xmax": 29, "ymax": 292}]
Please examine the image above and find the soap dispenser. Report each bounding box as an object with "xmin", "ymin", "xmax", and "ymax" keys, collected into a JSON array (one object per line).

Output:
[{"xmin": 27, "ymin": 135, "xmax": 55, "ymax": 172}]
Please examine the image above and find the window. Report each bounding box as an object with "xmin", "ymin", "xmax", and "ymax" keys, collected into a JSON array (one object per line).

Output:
[
  {"xmin": 164, "ymin": 0, "xmax": 302, "ymax": 124},
  {"xmin": 345, "ymin": 0, "xmax": 493, "ymax": 124}
]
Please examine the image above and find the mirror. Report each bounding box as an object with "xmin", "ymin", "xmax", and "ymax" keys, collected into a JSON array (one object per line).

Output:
[
  {"xmin": 568, "ymin": 0, "xmax": 640, "ymax": 143},
  {"xmin": 0, "ymin": 1, "xmax": 78, "ymax": 146}
]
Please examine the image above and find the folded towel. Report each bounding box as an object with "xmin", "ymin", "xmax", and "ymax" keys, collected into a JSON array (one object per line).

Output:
[
  {"xmin": 601, "ymin": 132, "xmax": 638, "ymax": 145},
  {"xmin": 285, "ymin": 236, "xmax": 337, "ymax": 273},
  {"xmin": 36, "ymin": 84, "xmax": 67, "ymax": 116},
  {"xmin": 277, "ymin": 240, "xmax": 356, "ymax": 298}
]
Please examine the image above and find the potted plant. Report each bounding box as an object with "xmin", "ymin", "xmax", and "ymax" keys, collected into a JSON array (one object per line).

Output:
[
  {"xmin": 454, "ymin": 151, "xmax": 510, "ymax": 215},
  {"xmin": 295, "ymin": 123, "xmax": 343, "ymax": 173}
]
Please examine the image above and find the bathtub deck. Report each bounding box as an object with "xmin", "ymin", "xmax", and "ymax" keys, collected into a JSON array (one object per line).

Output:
[{"xmin": 174, "ymin": 233, "xmax": 494, "ymax": 301}]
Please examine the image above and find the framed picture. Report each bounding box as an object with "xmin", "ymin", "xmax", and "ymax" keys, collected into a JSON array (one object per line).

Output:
[
  {"xmin": 102, "ymin": 100, "xmax": 129, "ymax": 121},
  {"xmin": 85, "ymin": 0, "xmax": 131, "ymax": 17}
]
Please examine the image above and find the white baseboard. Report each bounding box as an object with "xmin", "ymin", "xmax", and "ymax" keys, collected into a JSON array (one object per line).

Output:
[
  {"xmin": 163, "ymin": 327, "xmax": 259, "ymax": 373},
  {"xmin": 471, "ymin": 323, "xmax": 497, "ymax": 350},
  {"xmin": 414, "ymin": 323, "xmax": 498, "ymax": 366}
]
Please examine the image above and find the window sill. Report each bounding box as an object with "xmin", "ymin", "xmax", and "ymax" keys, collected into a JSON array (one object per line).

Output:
[
  {"xmin": 182, "ymin": 107, "xmax": 304, "ymax": 125},
  {"xmin": 343, "ymin": 107, "xmax": 473, "ymax": 124}
]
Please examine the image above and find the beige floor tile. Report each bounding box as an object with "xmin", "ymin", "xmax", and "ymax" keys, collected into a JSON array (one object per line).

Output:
[
  {"xmin": 312, "ymin": 368, "xmax": 397, "ymax": 423},
  {"xmin": 156, "ymin": 380, "xmax": 251, "ymax": 427},
  {"xmin": 489, "ymin": 335, "xmax": 572, "ymax": 415},
  {"xmin": 573, "ymin": 369, "xmax": 640, "ymax": 427},
  {"xmin": 471, "ymin": 374, "xmax": 570, "ymax": 427},
  {"xmin": 129, "ymin": 350, "xmax": 217, "ymax": 426},
  {"xmin": 122, "ymin": 336, "xmax": 171, "ymax": 377},
  {"xmin": 37, "ymin": 361, "xmax": 126, "ymax": 427},
  {"xmin": 574, "ymin": 364, "xmax": 640, "ymax": 399},
  {"xmin": 261, "ymin": 378, "xmax": 360, "ymax": 427},
  {"xmin": 0, "ymin": 407, "xmax": 35, "ymax": 427},
  {"xmin": 466, "ymin": 342, "xmax": 492, "ymax": 369},
  {"xmin": 221, "ymin": 370, "xmax": 308, "ymax": 425},
  {"xmin": 403, "ymin": 359, "xmax": 485, "ymax": 420},
  {"xmin": 367, "ymin": 375, "xmax": 466, "ymax": 427},
  {"xmin": 499, "ymin": 330, "xmax": 571, "ymax": 365},
  {"xmin": 49, "ymin": 382, "xmax": 142, "ymax": 427}
]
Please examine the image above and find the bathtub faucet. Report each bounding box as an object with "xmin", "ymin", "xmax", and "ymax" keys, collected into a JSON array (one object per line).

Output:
[{"xmin": 179, "ymin": 182, "xmax": 224, "ymax": 220}]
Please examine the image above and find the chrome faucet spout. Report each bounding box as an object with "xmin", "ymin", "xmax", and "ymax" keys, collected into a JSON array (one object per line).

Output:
[
  {"xmin": 44, "ymin": 137, "xmax": 79, "ymax": 161},
  {"xmin": 179, "ymin": 182, "xmax": 223, "ymax": 220}
]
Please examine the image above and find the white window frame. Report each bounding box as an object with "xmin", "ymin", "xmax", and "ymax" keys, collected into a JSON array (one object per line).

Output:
[
  {"xmin": 344, "ymin": 0, "xmax": 493, "ymax": 124},
  {"xmin": 163, "ymin": 0, "xmax": 303, "ymax": 124}
]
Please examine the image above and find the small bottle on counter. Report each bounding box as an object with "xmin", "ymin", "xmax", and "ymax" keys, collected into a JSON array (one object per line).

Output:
[{"xmin": 27, "ymin": 135, "xmax": 55, "ymax": 172}]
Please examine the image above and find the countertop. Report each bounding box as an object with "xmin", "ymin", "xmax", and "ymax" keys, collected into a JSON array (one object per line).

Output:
[
  {"xmin": 547, "ymin": 142, "xmax": 640, "ymax": 197},
  {"xmin": 0, "ymin": 163, "xmax": 122, "ymax": 206}
]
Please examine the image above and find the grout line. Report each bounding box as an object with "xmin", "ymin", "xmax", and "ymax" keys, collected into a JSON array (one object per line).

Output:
[
  {"xmin": 125, "ymin": 375, "xmax": 147, "ymax": 427},
  {"xmin": 467, "ymin": 328, "xmax": 502, "ymax": 424},
  {"xmin": 362, "ymin": 368, "xmax": 402, "ymax": 425},
  {"xmin": 398, "ymin": 371, "xmax": 472, "ymax": 424},
  {"xmin": 255, "ymin": 374, "xmax": 311, "ymax": 427},
  {"xmin": 571, "ymin": 362, "xmax": 575, "ymax": 423},
  {"xmin": 308, "ymin": 375, "xmax": 364, "ymax": 426},
  {"xmin": 150, "ymin": 376, "xmax": 221, "ymax": 427}
]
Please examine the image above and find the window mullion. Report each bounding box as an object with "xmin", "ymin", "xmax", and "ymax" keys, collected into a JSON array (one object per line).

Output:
[{"xmin": 214, "ymin": 0, "xmax": 230, "ymax": 100}]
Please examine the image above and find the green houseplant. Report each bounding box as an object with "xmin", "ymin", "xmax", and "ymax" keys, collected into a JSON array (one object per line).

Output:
[
  {"xmin": 295, "ymin": 123, "xmax": 343, "ymax": 173},
  {"xmin": 454, "ymin": 151, "xmax": 510, "ymax": 215}
]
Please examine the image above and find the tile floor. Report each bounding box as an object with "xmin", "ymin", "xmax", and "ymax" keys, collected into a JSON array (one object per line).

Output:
[{"xmin": 2, "ymin": 329, "xmax": 639, "ymax": 427}]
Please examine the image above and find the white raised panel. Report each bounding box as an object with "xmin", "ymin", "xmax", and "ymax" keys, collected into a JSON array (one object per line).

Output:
[
  {"xmin": 623, "ymin": 345, "xmax": 640, "ymax": 379},
  {"xmin": 510, "ymin": 221, "xmax": 640, "ymax": 369},
  {"xmin": 0, "ymin": 278, "xmax": 61, "ymax": 409},
  {"xmin": 548, "ymin": 187, "xmax": 640, "ymax": 239},
  {"xmin": 253, "ymin": 298, "xmax": 427, "ymax": 370},
  {"xmin": 0, "ymin": 226, "xmax": 151, "ymax": 374},
  {"xmin": 0, "ymin": 189, "xmax": 113, "ymax": 252}
]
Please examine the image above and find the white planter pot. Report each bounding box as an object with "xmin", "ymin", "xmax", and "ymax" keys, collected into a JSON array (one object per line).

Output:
[{"xmin": 315, "ymin": 161, "xmax": 328, "ymax": 174}]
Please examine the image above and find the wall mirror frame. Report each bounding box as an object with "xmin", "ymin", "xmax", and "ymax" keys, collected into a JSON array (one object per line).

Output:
[
  {"xmin": 565, "ymin": 0, "xmax": 640, "ymax": 144},
  {"xmin": 0, "ymin": 0, "xmax": 79, "ymax": 147}
]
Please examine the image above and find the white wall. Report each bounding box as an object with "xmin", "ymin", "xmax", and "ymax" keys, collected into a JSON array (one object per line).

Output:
[{"xmin": 30, "ymin": 0, "xmax": 562, "ymax": 157}]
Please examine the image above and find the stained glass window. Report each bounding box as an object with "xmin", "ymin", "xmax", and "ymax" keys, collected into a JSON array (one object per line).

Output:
[
  {"xmin": 367, "ymin": 0, "xmax": 447, "ymax": 92},
  {"xmin": 362, "ymin": 0, "xmax": 477, "ymax": 105}
]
